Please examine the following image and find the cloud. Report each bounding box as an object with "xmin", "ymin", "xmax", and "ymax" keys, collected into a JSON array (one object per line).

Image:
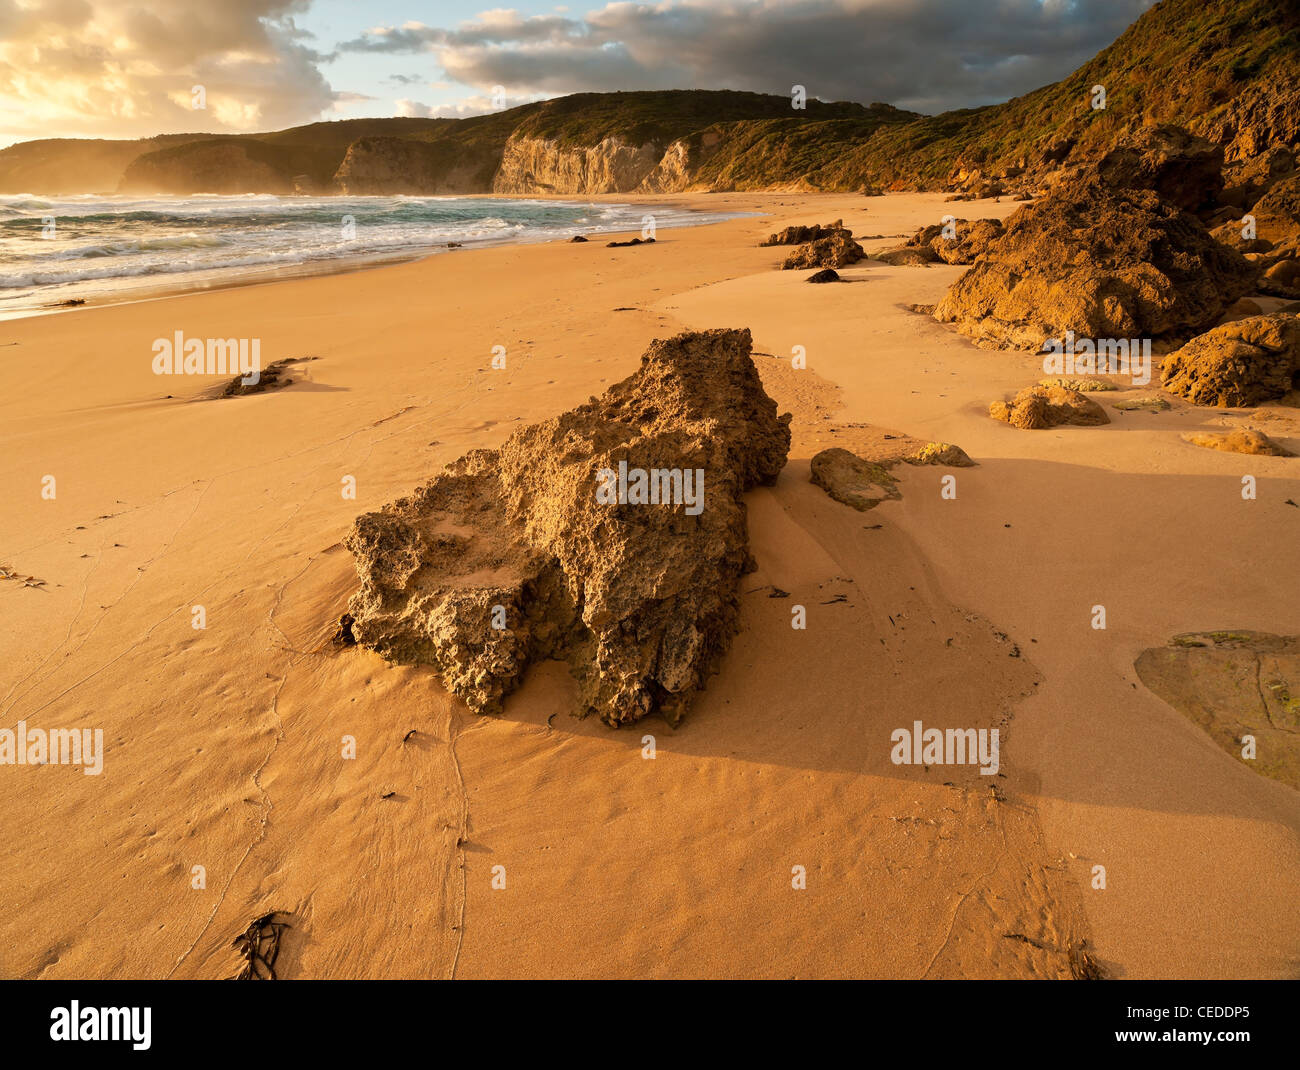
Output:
[
  {"xmin": 395, "ymin": 92, "xmax": 542, "ymax": 119},
  {"xmin": 341, "ymin": 0, "xmax": 1156, "ymax": 114},
  {"xmin": 0, "ymin": 0, "xmax": 335, "ymax": 140}
]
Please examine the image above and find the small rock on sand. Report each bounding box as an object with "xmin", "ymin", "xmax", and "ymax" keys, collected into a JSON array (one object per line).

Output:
[
  {"xmin": 810, "ymin": 448, "xmax": 902, "ymax": 510},
  {"xmin": 1112, "ymin": 395, "xmax": 1172, "ymax": 412},
  {"xmin": 904, "ymin": 442, "xmax": 975, "ymax": 467},
  {"xmin": 990, "ymin": 384, "xmax": 1110, "ymax": 429},
  {"xmin": 806, "ymin": 269, "xmax": 841, "ymax": 283},
  {"xmin": 1039, "ymin": 376, "xmax": 1117, "ymax": 392},
  {"xmin": 1180, "ymin": 428, "xmax": 1293, "ymax": 456}
]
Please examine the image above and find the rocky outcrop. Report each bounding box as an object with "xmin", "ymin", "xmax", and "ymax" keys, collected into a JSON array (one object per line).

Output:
[
  {"xmin": 903, "ymin": 217, "xmax": 1004, "ymax": 265},
  {"xmin": 933, "ymin": 183, "xmax": 1255, "ymax": 350},
  {"xmin": 493, "ymin": 134, "xmax": 664, "ymax": 194},
  {"xmin": 782, "ymin": 231, "xmax": 866, "ymax": 270},
  {"xmin": 342, "ymin": 328, "xmax": 792, "ymax": 727},
  {"xmin": 1094, "ymin": 123, "xmax": 1225, "ymax": 212},
  {"xmin": 989, "ymin": 384, "xmax": 1110, "ymax": 429},
  {"xmin": 1197, "ymin": 74, "xmax": 1300, "ymax": 174},
  {"xmin": 1248, "ymin": 173, "xmax": 1300, "ymax": 246},
  {"xmin": 762, "ymin": 220, "xmax": 851, "ymax": 246},
  {"xmin": 1161, "ymin": 313, "xmax": 1300, "ymax": 406}
]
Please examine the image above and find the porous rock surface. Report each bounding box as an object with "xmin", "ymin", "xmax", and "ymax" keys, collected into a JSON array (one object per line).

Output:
[
  {"xmin": 989, "ymin": 384, "xmax": 1110, "ymax": 429},
  {"xmin": 342, "ymin": 328, "xmax": 792, "ymax": 727},
  {"xmin": 933, "ymin": 182, "xmax": 1255, "ymax": 350},
  {"xmin": 903, "ymin": 217, "xmax": 1005, "ymax": 265},
  {"xmin": 1161, "ymin": 313, "xmax": 1300, "ymax": 406}
]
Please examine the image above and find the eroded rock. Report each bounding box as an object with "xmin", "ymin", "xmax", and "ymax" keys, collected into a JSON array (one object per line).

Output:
[
  {"xmin": 782, "ymin": 231, "xmax": 866, "ymax": 270},
  {"xmin": 1181, "ymin": 429, "xmax": 1293, "ymax": 456},
  {"xmin": 342, "ymin": 328, "xmax": 792, "ymax": 727},
  {"xmin": 904, "ymin": 217, "xmax": 1005, "ymax": 265},
  {"xmin": 1094, "ymin": 123, "xmax": 1225, "ymax": 213},
  {"xmin": 904, "ymin": 442, "xmax": 975, "ymax": 467},
  {"xmin": 933, "ymin": 183, "xmax": 1255, "ymax": 351},
  {"xmin": 1161, "ymin": 313, "xmax": 1300, "ymax": 406},
  {"xmin": 809, "ymin": 448, "xmax": 901, "ymax": 510},
  {"xmin": 762, "ymin": 219, "xmax": 850, "ymax": 246},
  {"xmin": 989, "ymin": 384, "xmax": 1110, "ymax": 429}
]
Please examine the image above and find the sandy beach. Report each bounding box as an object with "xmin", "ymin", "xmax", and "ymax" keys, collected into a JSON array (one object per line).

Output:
[{"xmin": 2, "ymin": 191, "xmax": 1298, "ymax": 980}]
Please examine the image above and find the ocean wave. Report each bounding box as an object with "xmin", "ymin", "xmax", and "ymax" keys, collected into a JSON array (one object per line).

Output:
[{"xmin": 0, "ymin": 195, "xmax": 754, "ymax": 306}]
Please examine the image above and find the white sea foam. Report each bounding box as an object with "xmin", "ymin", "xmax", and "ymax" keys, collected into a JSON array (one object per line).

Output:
[{"xmin": 0, "ymin": 194, "xmax": 751, "ymax": 314}]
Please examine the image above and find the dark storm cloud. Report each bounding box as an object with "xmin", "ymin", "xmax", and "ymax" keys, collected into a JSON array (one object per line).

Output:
[{"xmin": 340, "ymin": 0, "xmax": 1156, "ymax": 114}]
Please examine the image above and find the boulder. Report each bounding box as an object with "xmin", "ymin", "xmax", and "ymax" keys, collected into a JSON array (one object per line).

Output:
[
  {"xmin": 933, "ymin": 182, "xmax": 1255, "ymax": 350},
  {"xmin": 989, "ymin": 384, "xmax": 1110, "ymax": 429},
  {"xmin": 806, "ymin": 268, "xmax": 841, "ymax": 283},
  {"xmin": 809, "ymin": 449, "xmax": 901, "ymax": 510},
  {"xmin": 1161, "ymin": 313, "xmax": 1300, "ymax": 407},
  {"xmin": 782, "ymin": 231, "xmax": 865, "ymax": 269},
  {"xmin": 342, "ymin": 328, "xmax": 792, "ymax": 727}
]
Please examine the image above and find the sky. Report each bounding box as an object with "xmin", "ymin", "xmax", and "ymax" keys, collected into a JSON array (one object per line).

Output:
[{"xmin": 0, "ymin": 0, "xmax": 1156, "ymax": 147}]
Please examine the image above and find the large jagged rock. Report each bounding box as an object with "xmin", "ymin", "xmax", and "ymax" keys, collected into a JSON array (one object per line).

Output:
[
  {"xmin": 933, "ymin": 182, "xmax": 1255, "ymax": 350},
  {"xmin": 342, "ymin": 329, "xmax": 792, "ymax": 727},
  {"xmin": 1161, "ymin": 313, "xmax": 1300, "ymax": 406},
  {"xmin": 903, "ymin": 217, "xmax": 1005, "ymax": 265},
  {"xmin": 1095, "ymin": 123, "xmax": 1225, "ymax": 212}
]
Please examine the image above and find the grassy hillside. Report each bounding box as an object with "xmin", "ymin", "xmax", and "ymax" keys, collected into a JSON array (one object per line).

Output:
[
  {"xmin": 1, "ymin": 0, "xmax": 1295, "ymax": 196},
  {"xmin": 508, "ymin": 89, "xmax": 882, "ymax": 148},
  {"xmin": 836, "ymin": 0, "xmax": 1300, "ymax": 188}
]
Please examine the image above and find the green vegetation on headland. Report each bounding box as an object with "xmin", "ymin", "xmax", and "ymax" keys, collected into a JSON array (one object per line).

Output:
[{"xmin": 0, "ymin": 0, "xmax": 1295, "ymax": 196}]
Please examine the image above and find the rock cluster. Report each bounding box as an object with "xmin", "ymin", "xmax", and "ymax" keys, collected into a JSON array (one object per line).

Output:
[
  {"xmin": 342, "ymin": 328, "xmax": 792, "ymax": 727},
  {"xmin": 765, "ymin": 219, "xmax": 867, "ymax": 269}
]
